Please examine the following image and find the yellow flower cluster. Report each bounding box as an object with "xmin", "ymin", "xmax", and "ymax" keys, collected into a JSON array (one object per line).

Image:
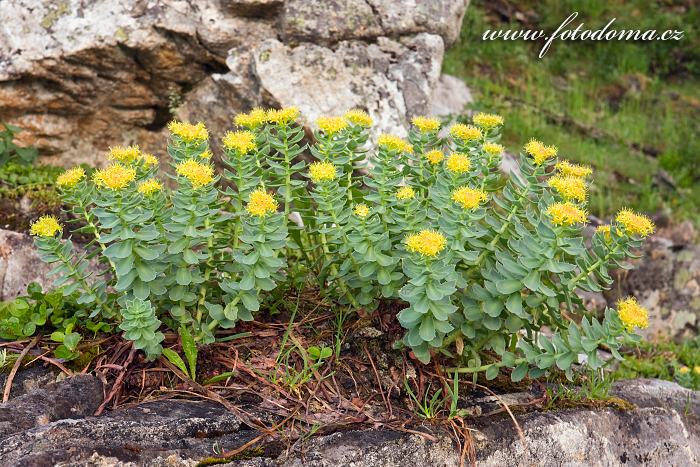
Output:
[
  {"xmin": 405, "ymin": 229, "xmax": 447, "ymax": 257},
  {"xmin": 93, "ymin": 164, "xmax": 136, "ymax": 190},
  {"xmin": 596, "ymin": 224, "xmax": 612, "ymax": 241},
  {"xmin": 425, "ymin": 150, "xmax": 444, "ymax": 165},
  {"xmin": 548, "ymin": 175, "xmax": 587, "ymax": 202},
  {"xmin": 108, "ymin": 145, "xmax": 141, "ymax": 164},
  {"xmin": 482, "ymin": 143, "xmax": 504, "ymax": 157},
  {"xmin": 309, "ymin": 161, "xmax": 337, "ymax": 182},
  {"xmin": 615, "ymin": 208, "xmax": 655, "ymax": 238},
  {"xmin": 411, "ymin": 116, "xmax": 440, "ymax": 133},
  {"xmin": 679, "ymin": 366, "xmax": 690, "ymax": 375},
  {"xmin": 316, "ymin": 116, "xmax": 348, "ymax": 135},
  {"xmin": 451, "ymin": 186, "xmax": 487, "ymax": 210},
  {"xmin": 30, "ymin": 215, "xmax": 62, "ymax": 237},
  {"xmin": 137, "ymin": 179, "xmax": 162, "ymax": 196},
  {"xmin": 56, "ymin": 167, "xmax": 85, "ymax": 188},
  {"xmin": 354, "ymin": 203, "xmax": 369, "ymax": 218},
  {"xmin": 266, "ymin": 107, "xmax": 300, "ymax": 125},
  {"xmin": 378, "ymin": 134, "xmax": 413, "ymax": 153},
  {"xmin": 396, "ymin": 186, "xmax": 415, "ymax": 200},
  {"xmin": 141, "ymin": 153, "xmax": 159, "ymax": 167},
  {"xmin": 446, "ymin": 153, "xmax": 471, "ymax": 174},
  {"xmin": 555, "ymin": 160, "xmax": 592, "ymax": 178},
  {"xmin": 234, "ymin": 108, "xmax": 267, "ymax": 129},
  {"xmin": 524, "ymin": 139, "xmax": 557, "ymax": 165},
  {"xmin": 247, "ymin": 188, "xmax": 278, "ymax": 217},
  {"xmin": 472, "ymin": 113, "xmax": 504, "ymax": 129},
  {"xmin": 222, "ymin": 130, "xmax": 256, "ymax": 154},
  {"xmin": 344, "ymin": 109, "xmax": 373, "ymax": 127},
  {"xmin": 200, "ymin": 149, "xmax": 213, "ymax": 159},
  {"xmin": 176, "ymin": 159, "xmax": 214, "ymax": 188},
  {"xmin": 450, "ymin": 123, "xmax": 482, "ymax": 142},
  {"xmin": 617, "ymin": 297, "xmax": 649, "ymax": 330},
  {"xmin": 167, "ymin": 121, "xmax": 209, "ymax": 143},
  {"xmin": 546, "ymin": 202, "xmax": 587, "ymax": 226}
]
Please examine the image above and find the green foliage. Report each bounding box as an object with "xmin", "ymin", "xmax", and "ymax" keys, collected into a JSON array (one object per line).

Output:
[
  {"xmin": 32, "ymin": 108, "xmax": 653, "ymax": 380},
  {"xmin": 0, "ymin": 122, "xmax": 38, "ymax": 165},
  {"xmin": 119, "ymin": 298, "xmax": 164, "ymax": 361},
  {"xmin": 611, "ymin": 337, "xmax": 700, "ymax": 390},
  {"xmin": 0, "ymin": 283, "xmax": 110, "ymax": 360}
]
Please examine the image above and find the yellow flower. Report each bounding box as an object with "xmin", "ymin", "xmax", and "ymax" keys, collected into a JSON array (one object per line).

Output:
[
  {"xmin": 176, "ymin": 159, "xmax": 215, "ymax": 188},
  {"xmin": 524, "ymin": 139, "xmax": 557, "ymax": 165},
  {"xmin": 548, "ymin": 175, "xmax": 587, "ymax": 202},
  {"xmin": 309, "ymin": 161, "xmax": 337, "ymax": 182},
  {"xmin": 234, "ymin": 108, "xmax": 267, "ymax": 129},
  {"xmin": 108, "ymin": 145, "xmax": 141, "ymax": 164},
  {"xmin": 451, "ymin": 186, "xmax": 487, "ymax": 210},
  {"xmin": 617, "ymin": 297, "xmax": 649, "ymax": 330},
  {"xmin": 472, "ymin": 112, "xmax": 504, "ymax": 129},
  {"xmin": 93, "ymin": 164, "xmax": 136, "ymax": 190},
  {"xmin": 266, "ymin": 107, "xmax": 300, "ymax": 125},
  {"xmin": 596, "ymin": 225, "xmax": 612, "ymax": 242},
  {"xmin": 396, "ymin": 186, "xmax": 415, "ymax": 200},
  {"xmin": 482, "ymin": 143, "xmax": 504, "ymax": 157},
  {"xmin": 450, "ymin": 123, "xmax": 482, "ymax": 142},
  {"xmin": 344, "ymin": 109, "xmax": 373, "ymax": 127},
  {"xmin": 316, "ymin": 116, "xmax": 348, "ymax": 135},
  {"xmin": 446, "ymin": 153, "xmax": 471, "ymax": 174},
  {"xmin": 30, "ymin": 215, "xmax": 62, "ymax": 237},
  {"xmin": 405, "ymin": 230, "xmax": 447, "ymax": 257},
  {"xmin": 694, "ymin": 366, "xmax": 700, "ymax": 375},
  {"xmin": 354, "ymin": 203, "xmax": 369, "ymax": 218},
  {"xmin": 200, "ymin": 149, "xmax": 213, "ymax": 159},
  {"xmin": 411, "ymin": 116, "xmax": 440, "ymax": 133},
  {"xmin": 141, "ymin": 153, "xmax": 159, "ymax": 168},
  {"xmin": 222, "ymin": 130, "xmax": 256, "ymax": 154},
  {"xmin": 555, "ymin": 160, "xmax": 592, "ymax": 178},
  {"xmin": 56, "ymin": 167, "xmax": 85, "ymax": 188},
  {"xmin": 378, "ymin": 134, "xmax": 413, "ymax": 153},
  {"xmin": 247, "ymin": 188, "xmax": 278, "ymax": 217},
  {"xmin": 679, "ymin": 366, "xmax": 690, "ymax": 375},
  {"xmin": 425, "ymin": 150, "xmax": 444, "ymax": 165},
  {"xmin": 137, "ymin": 179, "xmax": 162, "ymax": 196},
  {"xmin": 546, "ymin": 202, "xmax": 587, "ymax": 226},
  {"xmin": 167, "ymin": 121, "xmax": 209, "ymax": 143},
  {"xmin": 615, "ymin": 208, "xmax": 655, "ymax": 238}
]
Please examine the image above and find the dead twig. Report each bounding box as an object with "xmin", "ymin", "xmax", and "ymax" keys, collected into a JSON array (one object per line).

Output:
[
  {"xmin": 3, "ymin": 335, "xmax": 41, "ymax": 402},
  {"xmin": 95, "ymin": 344, "xmax": 137, "ymax": 416}
]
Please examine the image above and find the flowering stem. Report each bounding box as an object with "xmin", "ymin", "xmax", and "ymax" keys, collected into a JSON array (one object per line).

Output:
[{"xmin": 566, "ymin": 237, "xmax": 624, "ymax": 290}]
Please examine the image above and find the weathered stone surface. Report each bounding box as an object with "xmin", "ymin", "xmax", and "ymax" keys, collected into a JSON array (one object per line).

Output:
[
  {"xmin": 0, "ymin": 365, "xmax": 58, "ymax": 400},
  {"xmin": 0, "ymin": 376, "xmax": 698, "ymax": 466},
  {"xmin": 0, "ymin": 374, "xmax": 103, "ymax": 440},
  {"xmin": 0, "ymin": 228, "xmax": 54, "ymax": 301},
  {"xmin": 253, "ymin": 34, "xmax": 444, "ymax": 137},
  {"xmin": 0, "ymin": 0, "xmax": 469, "ymax": 167},
  {"xmin": 607, "ymin": 230, "xmax": 700, "ymax": 341},
  {"xmin": 430, "ymin": 73, "xmax": 473, "ymax": 117}
]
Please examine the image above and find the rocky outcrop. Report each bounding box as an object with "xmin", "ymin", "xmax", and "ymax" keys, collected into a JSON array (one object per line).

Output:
[
  {"xmin": 607, "ymin": 222, "xmax": 700, "ymax": 341},
  {"xmin": 0, "ymin": 228, "xmax": 54, "ymax": 301},
  {"xmin": 0, "ymin": 376, "xmax": 698, "ymax": 466},
  {"xmin": 0, "ymin": 0, "xmax": 470, "ymax": 167}
]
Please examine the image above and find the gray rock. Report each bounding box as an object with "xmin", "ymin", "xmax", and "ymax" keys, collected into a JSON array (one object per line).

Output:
[
  {"xmin": 429, "ymin": 73, "xmax": 473, "ymax": 117},
  {"xmin": 0, "ymin": 365, "xmax": 58, "ymax": 400},
  {"xmin": 0, "ymin": 228, "xmax": 53, "ymax": 301},
  {"xmin": 1, "ymin": 376, "xmax": 698, "ymax": 466},
  {"xmin": 0, "ymin": 0, "xmax": 469, "ymax": 166},
  {"xmin": 0, "ymin": 374, "xmax": 103, "ymax": 440}
]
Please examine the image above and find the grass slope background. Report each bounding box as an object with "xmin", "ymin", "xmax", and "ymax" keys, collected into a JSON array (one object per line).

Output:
[{"xmin": 444, "ymin": 0, "xmax": 700, "ymax": 222}]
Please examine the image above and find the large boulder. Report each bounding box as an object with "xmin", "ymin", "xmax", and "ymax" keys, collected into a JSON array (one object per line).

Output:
[
  {"xmin": 0, "ymin": 0, "xmax": 469, "ymax": 167},
  {"xmin": 0, "ymin": 376, "xmax": 698, "ymax": 466}
]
